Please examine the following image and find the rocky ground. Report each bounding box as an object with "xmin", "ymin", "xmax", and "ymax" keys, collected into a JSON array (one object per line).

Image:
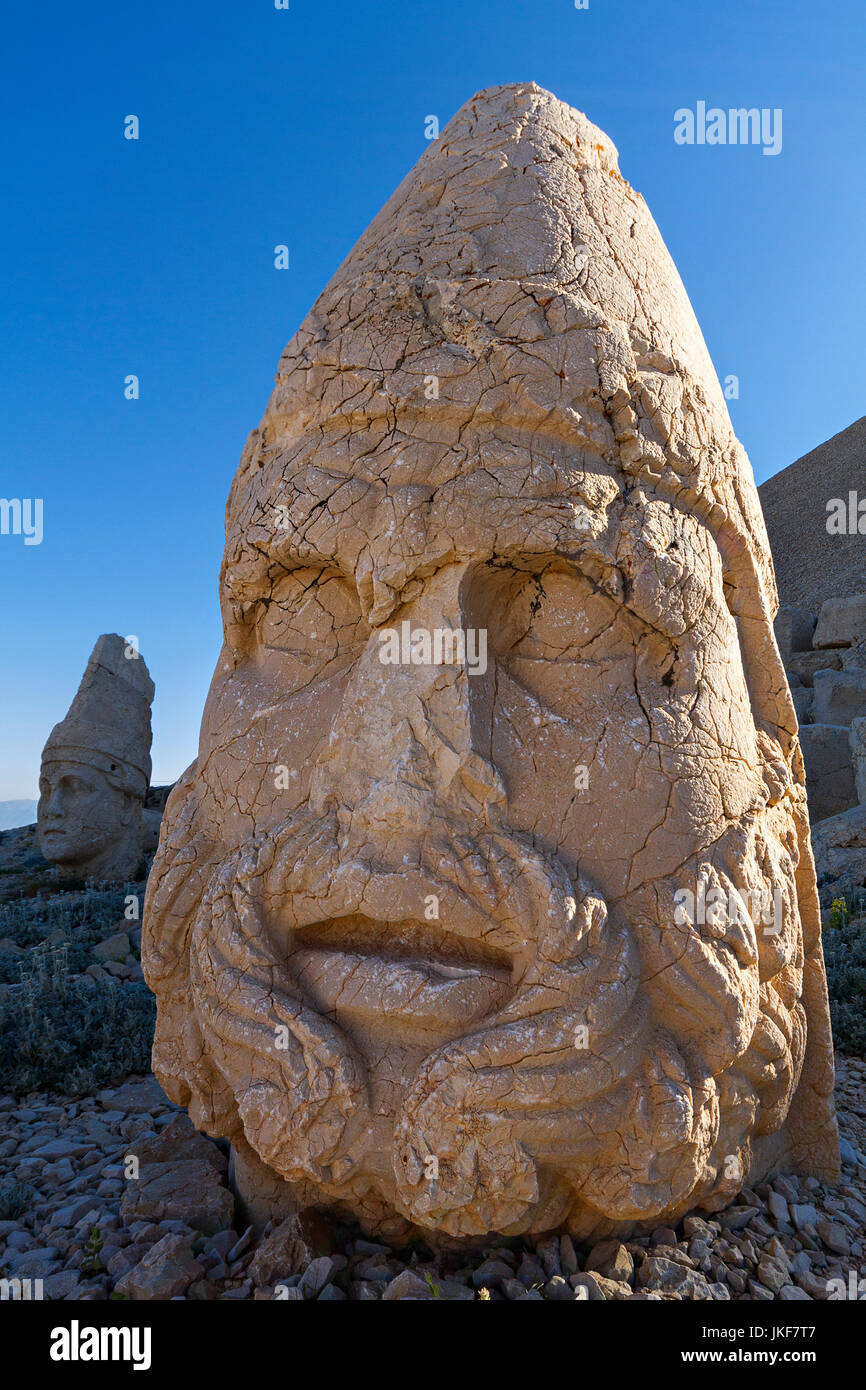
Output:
[
  {"xmin": 1, "ymin": 826, "xmax": 864, "ymax": 1301},
  {"xmin": 0, "ymin": 823, "xmax": 57, "ymax": 900},
  {"xmin": 1, "ymin": 1060, "xmax": 864, "ymax": 1301}
]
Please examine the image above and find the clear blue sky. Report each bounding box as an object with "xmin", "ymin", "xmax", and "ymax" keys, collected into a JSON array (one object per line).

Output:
[{"xmin": 1, "ymin": 0, "xmax": 864, "ymax": 801}]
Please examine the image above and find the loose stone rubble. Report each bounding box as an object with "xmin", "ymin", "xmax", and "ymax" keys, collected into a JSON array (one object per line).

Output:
[
  {"xmin": 143, "ymin": 80, "xmax": 837, "ymax": 1240},
  {"xmin": 774, "ymin": 596, "xmax": 866, "ymax": 899},
  {"xmin": 37, "ymin": 635, "xmax": 155, "ymax": 881},
  {"xmin": 0, "ymin": 1066, "xmax": 863, "ymax": 1300}
]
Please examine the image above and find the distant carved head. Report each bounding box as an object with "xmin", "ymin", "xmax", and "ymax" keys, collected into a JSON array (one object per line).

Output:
[
  {"xmin": 143, "ymin": 84, "xmax": 837, "ymax": 1242},
  {"xmin": 38, "ymin": 634, "xmax": 154, "ymax": 881},
  {"xmin": 38, "ymin": 759, "xmax": 139, "ymax": 876}
]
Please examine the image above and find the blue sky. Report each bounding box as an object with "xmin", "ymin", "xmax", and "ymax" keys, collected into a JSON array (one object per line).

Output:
[{"xmin": 1, "ymin": 0, "xmax": 864, "ymax": 801}]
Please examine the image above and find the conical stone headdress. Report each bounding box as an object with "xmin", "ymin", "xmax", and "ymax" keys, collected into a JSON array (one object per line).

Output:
[
  {"xmin": 42, "ymin": 633, "xmax": 154, "ymax": 799},
  {"xmin": 221, "ymin": 83, "xmax": 793, "ymax": 782},
  {"xmin": 227, "ymin": 82, "xmax": 777, "ymax": 627}
]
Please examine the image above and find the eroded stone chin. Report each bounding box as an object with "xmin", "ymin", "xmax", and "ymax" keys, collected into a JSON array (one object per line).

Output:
[{"xmin": 143, "ymin": 795, "xmax": 801, "ymax": 1240}]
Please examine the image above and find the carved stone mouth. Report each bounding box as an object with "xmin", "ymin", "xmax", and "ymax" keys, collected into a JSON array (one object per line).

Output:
[{"xmin": 286, "ymin": 913, "xmax": 512, "ymax": 1034}]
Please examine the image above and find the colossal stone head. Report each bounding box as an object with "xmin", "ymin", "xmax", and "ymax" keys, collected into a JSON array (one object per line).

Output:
[
  {"xmin": 143, "ymin": 84, "xmax": 838, "ymax": 1242},
  {"xmin": 38, "ymin": 633, "xmax": 154, "ymax": 881}
]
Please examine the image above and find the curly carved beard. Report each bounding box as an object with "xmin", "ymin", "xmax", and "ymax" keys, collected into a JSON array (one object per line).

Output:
[{"xmin": 142, "ymin": 787, "xmax": 805, "ymax": 1241}]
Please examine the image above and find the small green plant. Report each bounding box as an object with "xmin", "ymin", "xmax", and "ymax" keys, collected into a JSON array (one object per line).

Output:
[
  {"xmin": 81, "ymin": 1226, "xmax": 104, "ymax": 1274},
  {"xmin": 829, "ymin": 898, "xmax": 852, "ymax": 930},
  {"xmin": 424, "ymin": 1271, "xmax": 442, "ymax": 1299}
]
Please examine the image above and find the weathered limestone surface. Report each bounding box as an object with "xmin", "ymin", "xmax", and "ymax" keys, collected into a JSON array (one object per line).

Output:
[
  {"xmin": 787, "ymin": 651, "xmax": 843, "ymax": 687},
  {"xmin": 773, "ymin": 594, "xmax": 866, "ymax": 882},
  {"xmin": 143, "ymin": 82, "xmax": 838, "ymax": 1243},
  {"xmin": 851, "ymin": 718, "xmax": 866, "ymax": 806},
  {"xmin": 813, "ymin": 594, "xmax": 866, "ymax": 651},
  {"xmin": 791, "ymin": 686, "xmax": 814, "ymax": 726},
  {"xmin": 811, "ymin": 803, "xmax": 866, "ymax": 894},
  {"xmin": 774, "ymin": 606, "xmax": 816, "ymax": 664},
  {"xmin": 812, "ymin": 669, "xmax": 866, "ymax": 728},
  {"xmin": 38, "ymin": 634, "xmax": 154, "ymax": 880},
  {"xmin": 799, "ymin": 726, "xmax": 857, "ymax": 824}
]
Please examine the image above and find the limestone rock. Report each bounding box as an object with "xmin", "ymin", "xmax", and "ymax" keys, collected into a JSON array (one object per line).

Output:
[
  {"xmin": 637, "ymin": 1256, "xmax": 713, "ymax": 1298},
  {"xmin": 585, "ymin": 1239, "xmax": 633, "ymax": 1283},
  {"xmin": 813, "ymin": 594, "xmax": 866, "ymax": 650},
  {"xmin": 381, "ymin": 1270, "xmax": 433, "ymax": 1301},
  {"xmin": 851, "ymin": 719, "xmax": 866, "ymax": 804},
  {"xmin": 37, "ymin": 634, "xmax": 154, "ymax": 879},
  {"xmin": 119, "ymin": 1161, "xmax": 234, "ymax": 1235},
  {"xmin": 297, "ymin": 1255, "xmax": 335, "ymax": 1298},
  {"xmin": 786, "ymin": 651, "xmax": 843, "ymax": 687},
  {"xmin": 569, "ymin": 1272, "xmax": 606, "ymax": 1301},
  {"xmin": 93, "ymin": 931, "xmax": 131, "ymax": 964},
  {"xmin": 129, "ymin": 1113, "xmax": 227, "ymax": 1175},
  {"xmin": 2, "ymin": 1054, "xmax": 864, "ymax": 1301},
  {"xmin": 812, "ymin": 669, "xmax": 866, "ymax": 727},
  {"xmin": 143, "ymin": 81, "xmax": 838, "ymax": 1242},
  {"xmin": 775, "ymin": 606, "xmax": 816, "ymax": 663},
  {"xmin": 100, "ymin": 1076, "xmax": 169, "ymax": 1114},
  {"xmin": 114, "ymin": 1233, "xmax": 204, "ymax": 1300},
  {"xmin": 799, "ymin": 725, "xmax": 857, "ymax": 823},
  {"xmin": 248, "ymin": 1217, "xmax": 312, "ymax": 1286},
  {"xmin": 756, "ymin": 1254, "xmax": 789, "ymax": 1294},
  {"xmin": 792, "ymin": 686, "xmax": 814, "ymax": 725},
  {"xmin": 812, "ymin": 803, "xmax": 866, "ymax": 891}
]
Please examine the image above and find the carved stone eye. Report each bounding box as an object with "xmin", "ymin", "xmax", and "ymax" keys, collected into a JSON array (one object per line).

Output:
[{"xmin": 253, "ymin": 567, "xmax": 369, "ymax": 685}]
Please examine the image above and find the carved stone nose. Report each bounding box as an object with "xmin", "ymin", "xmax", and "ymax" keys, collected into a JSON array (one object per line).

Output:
[{"xmin": 311, "ymin": 563, "xmax": 506, "ymax": 830}]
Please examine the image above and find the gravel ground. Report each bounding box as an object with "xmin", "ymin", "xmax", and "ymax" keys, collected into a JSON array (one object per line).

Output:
[{"xmin": 1, "ymin": 1058, "xmax": 865, "ymax": 1301}]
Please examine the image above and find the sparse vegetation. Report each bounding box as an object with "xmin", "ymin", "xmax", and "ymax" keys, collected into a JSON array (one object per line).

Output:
[
  {"xmin": 0, "ymin": 937, "xmax": 155, "ymax": 1096},
  {"xmin": 0, "ymin": 1180, "xmax": 35, "ymax": 1221},
  {"xmin": 81, "ymin": 1225, "xmax": 105, "ymax": 1274},
  {"xmin": 829, "ymin": 897, "xmax": 852, "ymax": 931},
  {"xmin": 0, "ymin": 884, "xmax": 139, "ymax": 984},
  {"xmin": 823, "ymin": 913, "xmax": 866, "ymax": 1056}
]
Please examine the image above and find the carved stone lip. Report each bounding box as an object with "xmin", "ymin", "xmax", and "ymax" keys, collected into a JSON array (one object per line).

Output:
[
  {"xmin": 287, "ymin": 914, "xmax": 512, "ymax": 1030},
  {"xmin": 276, "ymin": 861, "xmax": 528, "ymax": 958}
]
